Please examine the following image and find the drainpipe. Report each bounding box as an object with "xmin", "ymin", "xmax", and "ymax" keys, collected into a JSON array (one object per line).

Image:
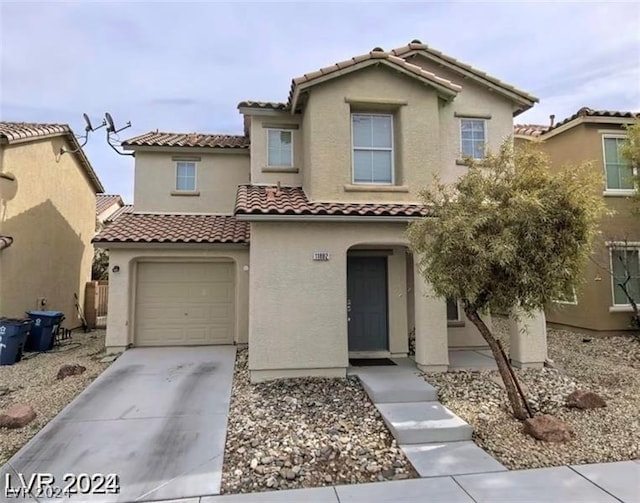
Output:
[{"xmin": 0, "ymin": 235, "xmax": 13, "ymax": 251}]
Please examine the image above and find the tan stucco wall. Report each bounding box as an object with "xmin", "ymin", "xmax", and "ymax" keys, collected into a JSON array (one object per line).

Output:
[
  {"xmin": 296, "ymin": 62, "xmax": 515, "ymax": 203},
  {"xmin": 248, "ymin": 115, "xmax": 303, "ymax": 186},
  {"xmin": 248, "ymin": 220, "xmax": 458, "ymax": 381},
  {"xmin": 0, "ymin": 137, "xmax": 97, "ymax": 328},
  {"xmin": 532, "ymin": 123, "xmax": 640, "ymax": 331},
  {"xmin": 104, "ymin": 246, "xmax": 249, "ymax": 350},
  {"xmin": 407, "ymin": 54, "xmax": 516, "ymax": 186},
  {"xmin": 133, "ymin": 151, "xmax": 250, "ymax": 214}
]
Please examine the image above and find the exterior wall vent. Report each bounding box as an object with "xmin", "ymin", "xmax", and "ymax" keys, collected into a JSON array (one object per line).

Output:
[{"xmin": 313, "ymin": 251, "xmax": 330, "ymax": 261}]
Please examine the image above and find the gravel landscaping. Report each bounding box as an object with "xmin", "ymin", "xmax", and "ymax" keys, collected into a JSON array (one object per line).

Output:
[
  {"xmin": 424, "ymin": 317, "xmax": 640, "ymax": 469},
  {"xmin": 221, "ymin": 349, "xmax": 417, "ymax": 494},
  {"xmin": 0, "ymin": 330, "xmax": 110, "ymax": 465}
]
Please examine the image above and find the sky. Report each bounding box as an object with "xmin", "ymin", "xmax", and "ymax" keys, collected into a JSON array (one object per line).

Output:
[{"xmin": 1, "ymin": 1, "xmax": 639, "ymax": 203}]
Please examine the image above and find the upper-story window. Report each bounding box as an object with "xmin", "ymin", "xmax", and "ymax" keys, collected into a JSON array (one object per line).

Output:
[
  {"xmin": 176, "ymin": 161, "xmax": 197, "ymax": 191},
  {"xmin": 611, "ymin": 248, "xmax": 640, "ymax": 306},
  {"xmin": 352, "ymin": 114, "xmax": 393, "ymax": 184},
  {"xmin": 603, "ymin": 136, "xmax": 633, "ymax": 191},
  {"xmin": 267, "ymin": 130, "xmax": 293, "ymax": 167},
  {"xmin": 460, "ymin": 119, "xmax": 486, "ymax": 159}
]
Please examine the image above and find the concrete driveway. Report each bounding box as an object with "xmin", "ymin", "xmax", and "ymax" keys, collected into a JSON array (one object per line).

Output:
[{"xmin": 1, "ymin": 346, "xmax": 236, "ymax": 502}]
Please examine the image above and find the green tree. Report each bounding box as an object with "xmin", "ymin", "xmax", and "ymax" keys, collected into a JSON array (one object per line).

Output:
[
  {"xmin": 92, "ymin": 248, "xmax": 109, "ymax": 281},
  {"xmin": 408, "ymin": 140, "xmax": 606, "ymax": 419},
  {"xmin": 619, "ymin": 120, "xmax": 640, "ymax": 209}
]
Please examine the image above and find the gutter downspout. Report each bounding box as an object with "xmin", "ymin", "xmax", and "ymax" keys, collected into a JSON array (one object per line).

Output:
[{"xmin": 0, "ymin": 236, "xmax": 13, "ymax": 251}]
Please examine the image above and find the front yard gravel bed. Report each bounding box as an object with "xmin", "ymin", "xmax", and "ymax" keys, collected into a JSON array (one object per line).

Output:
[
  {"xmin": 221, "ymin": 349, "xmax": 417, "ymax": 494},
  {"xmin": 0, "ymin": 330, "xmax": 110, "ymax": 465},
  {"xmin": 424, "ymin": 318, "xmax": 640, "ymax": 469}
]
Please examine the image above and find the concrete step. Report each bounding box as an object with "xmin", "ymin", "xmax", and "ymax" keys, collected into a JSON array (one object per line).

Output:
[
  {"xmin": 352, "ymin": 367, "xmax": 438, "ymax": 403},
  {"xmin": 376, "ymin": 402, "xmax": 473, "ymax": 444},
  {"xmin": 402, "ymin": 441, "xmax": 507, "ymax": 477}
]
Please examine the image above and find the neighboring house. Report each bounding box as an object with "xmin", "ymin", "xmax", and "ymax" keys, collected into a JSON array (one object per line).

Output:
[
  {"xmin": 515, "ymin": 108, "xmax": 640, "ymax": 332},
  {"xmin": 95, "ymin": 40, "xmax": 547, "ymax": 381},
  {"xmin": 0, "ymin": 122, "xmax": 104, "ymax": 328},
  {"xmin": 96, "ymin": 194, "xmax": 124, "ymax": 228}
]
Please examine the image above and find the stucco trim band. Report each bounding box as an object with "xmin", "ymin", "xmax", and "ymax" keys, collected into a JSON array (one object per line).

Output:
[
  {"xmin": 343, "ymin": 184, "xmax": 410, "ymax": 193},
  {"xmin": 235, "ymin": 214, "xmax": 422, "ymax": 222}
]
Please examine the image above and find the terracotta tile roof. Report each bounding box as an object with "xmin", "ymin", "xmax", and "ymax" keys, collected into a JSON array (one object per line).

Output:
[
  {"xmin": 287, "ymin": 48, "xmax": 461, "ymax": 110},
  {"xmin": 234, "ymin": 185, "xmax": 431, "ymax": 218},
  {"xmin": 390, "ymin": 40, "xmax": 538, "ymax": 106},
  {"xmin": 0, "ymin": 122, "xmax": 104, "ymax": 192},
  {"xmin": 0, "ymin": 122, "xmax": 69, "ymax": 141},
  {"xmin": 93, "ymin": 213, "xmax": 249, "ymax": 244},
  {"xmin": 237, "ymin": 101, "xmax": 288, "ymax": 111},
  {"xmin": 122, "ymin": 131, "xmax": 250, "ymax": 149},
  {"xmin": 513, "ymin": 124, "xmax": 549, "ymax": 138},
  {"xmin": 104, "ymin": 204, "xmax": 134, "ymax": 223},
  {"xmin": 548, "ymin": 107, "xmax": 639, "ymax": 132},
  {"xmin": 96, "ymin": 194, "xmax": 123, "ymax": 216}
]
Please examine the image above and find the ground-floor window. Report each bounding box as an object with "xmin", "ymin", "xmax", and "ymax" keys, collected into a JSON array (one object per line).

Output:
[
  {"xmin": 611, "ymin": 247, "xmax": 640, "ymax": 306},
  {"xmin": 446, "ymin": 297, "xmax": 461, "ymax": 321}
]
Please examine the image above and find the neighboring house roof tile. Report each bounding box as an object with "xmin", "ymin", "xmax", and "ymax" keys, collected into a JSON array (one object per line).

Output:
[
  {"xmin": 513, "ymin": 124, "xmax": 549, "ymax": 138},
  {"xmin": 390, "ymin": 40, "xmax": 538, "ymax": 106},
  {"xmin": 96, "ymin": 194, "xmax": 124, "ymax": 216},
  {"xmin": 287, "ymin": 48, "xmax": 462, "ymax": 109},
  {"xmin": 93, "ymin": 213, "xmax": 249, "ymax": 244},
  {"xmin": 237, "ymin": 101, "xmax": 288, "ymax": 111},
  {"xmin": 547, "ymin": 107, "xmax": 639, "ymax": 132},
  {"xmin": 122, "ymin": 131, "xmax": 250, "ymax": 149},
  {"xmin": 0, "ymin": 122, "xmax": 104, "ymax": 192},
  {"xmin": 234, "ymin": 185, "xmax": 432, "ymax": 218},
  {"xmin": 104, "ymin": 204, "xmax": 134, "ymax": 223}
]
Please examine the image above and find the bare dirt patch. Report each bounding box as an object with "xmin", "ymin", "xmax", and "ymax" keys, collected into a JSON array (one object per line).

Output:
[
  {"xmin": 221, "ymin": 349, "xmax": 417, "ymax": 494},
  {"xmin": 0, "ymin": 330, "xmax": 110, "ymax": 464}
]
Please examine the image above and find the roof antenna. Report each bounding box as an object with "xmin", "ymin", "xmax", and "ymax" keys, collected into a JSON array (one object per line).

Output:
[
  {"xmin": 104, "ymin": 112, "xmax": 134, "ymax": 156},
  {"xmin": 549, "ymin": 114, "xmax": 555, "ymax": 128},
  {"xmin": 59, "ymin": 113, "xmax": 106, "ymax": 156}
]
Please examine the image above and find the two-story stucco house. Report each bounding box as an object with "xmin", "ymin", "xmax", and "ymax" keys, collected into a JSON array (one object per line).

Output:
[
  {"xmin": 0, "ymin": 122, "xmax": 104, "ymax": 328},
  {"xmin": 515, "ymin": 108, "xmax": 640, "ymax": 332},
  {"xmin": 95, "ymin": 41, "xmax": 547, "ymax": 382}
]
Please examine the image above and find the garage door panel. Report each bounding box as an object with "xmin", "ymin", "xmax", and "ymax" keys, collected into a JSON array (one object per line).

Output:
[{"xmin": 135, "ymin": 262, "xmax": 235, "ymax": 346}]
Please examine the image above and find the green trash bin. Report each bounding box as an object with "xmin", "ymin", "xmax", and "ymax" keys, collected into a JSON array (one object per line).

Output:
[
  {"xmin": 26, "ymin": 311, "xmax": 65, "ymax": 352},
  {"xmin": 0, "ymin": 318, "xmax": 31, "ymax": 365}
]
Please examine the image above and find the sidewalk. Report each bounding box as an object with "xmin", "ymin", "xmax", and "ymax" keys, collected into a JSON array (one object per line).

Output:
[{"xmin": 157, "ymin": 460, "xmax": 639, "ymax": 502}]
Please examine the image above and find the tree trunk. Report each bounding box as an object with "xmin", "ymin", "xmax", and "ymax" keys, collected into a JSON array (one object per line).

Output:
[{"xmin": 463, "ymin": 306, "xmax": 529, "ymax": 420}]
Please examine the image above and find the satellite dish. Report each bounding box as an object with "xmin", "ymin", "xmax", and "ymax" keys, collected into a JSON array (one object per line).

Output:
[
  {"xmin": 105, "ymin": 112, "xmax": 116, "ymax": 133},
  {"xmin": 83, "ymin": 113, "xmax": 94, "ymax": 132}
]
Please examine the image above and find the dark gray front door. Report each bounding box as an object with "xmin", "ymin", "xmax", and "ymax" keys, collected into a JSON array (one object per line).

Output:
[{"xmin": 347, "ymin": 256, "xmax": 389, "ymax": 351}]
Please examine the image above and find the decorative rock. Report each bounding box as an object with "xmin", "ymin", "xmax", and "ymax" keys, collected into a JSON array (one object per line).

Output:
[
  {"xmin": 566, "ymin": 390, "xmax": 606, "ymax": 409},
  {"xmin": 284, "ymin": 469, "xmax": 296, "ymax": 480},
  {"xmin": 365, "ymin": 462, "xmax": 379, "ymax": 473},
  {"xmin": 98, "ymin": 354, "xmax": 119, "ymax": 363},
  {"xmin": 324, "ymin": 475, "xmax": 332, "ymax": 483},
  {"xmin": 56, "ymin": 364, "xmax": 86, "ymax": 380},
  {"xmin": 0, "ymin": 404, "xmax": 36, "ymax": 429},
  {"xmin": 266, "ymin": 477, "xmax": 277, "ymax": 488},
  {"xmin": 250, "ymin": 458, "xmax": 258, "ymax": 470},
  {"xmin": 382, "ymin": 468, "xmax": 395, "ymax": 478},
  {"xmin": 523, "ymin": 414, "xmax": 574, "ymax": 442}
]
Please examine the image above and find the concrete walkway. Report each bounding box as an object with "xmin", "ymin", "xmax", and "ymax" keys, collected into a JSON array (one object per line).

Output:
[
  {"xmin": 349, "ymin": 359, "xmax": 506, "ymax": 478},
  {"xmin": 1, "ymin": 346, "xmax": 236, "ymax": 502},
  {"xmin": 189, "ymin": 461, "xmax": 639, "ymax": 502}
]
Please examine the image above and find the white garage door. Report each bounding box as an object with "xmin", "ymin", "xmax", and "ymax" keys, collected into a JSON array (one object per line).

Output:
[{"xmin": 135, "ymin": 262, "xmax": 235, "ymax": 346}]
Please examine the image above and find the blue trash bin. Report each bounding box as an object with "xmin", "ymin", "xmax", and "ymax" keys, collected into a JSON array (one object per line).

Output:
[
  {"xmin": 26, "ymin": 311, "xmax": 65, "ymax": 352},
  {"xmin": 0, "ymin": 318, "xmax": 31, "ymax": 365}
]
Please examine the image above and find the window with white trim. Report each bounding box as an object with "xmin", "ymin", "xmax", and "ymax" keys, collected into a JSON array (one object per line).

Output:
[
  {"xmin": 267, "ymin": 130, "xmax": 293, "ymax": 167},
  {"xmin": 175, "ymin": 161, "xmax": 196, "ymax": 191},
  {"xmin": 352, "ymin": 114, "xmax": 393, "ymax": 184},
  {"xmin": 603, "ymin": 136, "xmax": 633, "ymax": 190},
  {"xmin": 611, "ymin": 248, "xmax": 640, "ymax": 306},
  {"xmin": 446, "ymin": 297, "xmax": 461, "ymax": 321},
  {"xmin": 460, "ymin": 119, "xmax": 486, "ymax": 159},
  {"xmin": 554, "ymin": 287, "xmax": 578, "ymax": 305}
]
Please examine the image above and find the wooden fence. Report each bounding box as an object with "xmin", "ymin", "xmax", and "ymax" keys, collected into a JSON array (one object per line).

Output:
[{"xmin": 85, "ymin": 280, "xmax": 109, "ymax": 328}]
